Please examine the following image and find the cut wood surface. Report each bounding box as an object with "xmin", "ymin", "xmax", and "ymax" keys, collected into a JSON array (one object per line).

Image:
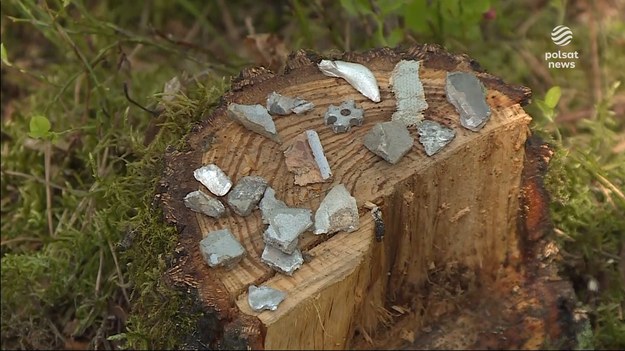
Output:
[{"xmin": 158, "ymin": 45, "xmax": 579, "ymax": 350}]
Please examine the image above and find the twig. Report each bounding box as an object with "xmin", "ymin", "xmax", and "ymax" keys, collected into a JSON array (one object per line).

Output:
[
  {"xmin": 217, "ymin": 0, "xmax": 239, "ymax": 42},
  {"xmin": 555, "ymin": 108, "xmax": 593, "ymax": 123},
  {"xmin": 344, "ymin": 20, "xmax": 351, "ymax": 52},
  {"xmin": 516, "ymin": 44, "xmax": 554, "ymax": 87},
  {"xmin": 2, "ymin": 170, "xmax": 88, "ymax": 196},
  {"xmin": 108, "ymin": 240, "xmax": 130, "ymax": 305},
  {"xmin": 0, "ymin": 237, "xmax": 43, "ymax": 246},
  {"xmin": 123, "ymin": 82, "xmax": 158, "ymax": 116},
  {"xmin": 588, "ymin": 3, "xmax": 603, "ymax": 104},
  {"xmin": 595, "ymin": 173, "xmax": 625, "ymax": 202},
  {"xmin": 95, "ymin": 248, "xmax": 104, "ymax": 297},
  {"xmin": 44, "ymin": 142, "xmax": 54, "ymax": 237}
]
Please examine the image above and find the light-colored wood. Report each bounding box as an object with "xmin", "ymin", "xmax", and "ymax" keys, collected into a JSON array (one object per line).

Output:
[
  {"xmin": 159, "ymin": 47, "xmax": 540, "ymax": 349},
  {"xmin": 231, "ymin": 105, "xmax": 529, "ymax": 349},
  {"xmin": 185, "ymin": 57, "xmax": 531, "ymax": 347}
]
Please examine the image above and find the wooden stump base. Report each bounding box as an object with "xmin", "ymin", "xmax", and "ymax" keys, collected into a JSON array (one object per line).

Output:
[{"xmin": 158, "ymin": 46, "xmax": 580, "ymax": 350}]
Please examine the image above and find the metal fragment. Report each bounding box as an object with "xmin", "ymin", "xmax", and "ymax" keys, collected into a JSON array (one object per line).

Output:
[
  {"xmin": 306, "ymin": 130, "xmax": 332, "ymax": 180},
  {"xmin": 261, "ymin": 244, "xmax": 304, "ymax": 275},
  {"xmin": 318, "ymin": 60, "xmax": 381, "ymax": 102},
  {"xmin": 263, "ymin": 207, "xmax": 313, "ymax": 254},
  {"xmin": 417, "ymin": 120, "xmax": 456, "ymax": 156},
  {"xmin": 324, "ymin": 100, "xmax": 364, "ymax": 133},
  {"xmin": 259, "ymin": 187, "xmax": 287, "ymax": 224},
  {"xmin": 284, "ymin": 133, "xmax": 324, "ymax": 186},
  {"xmin": 445, "ymin": 71, "xmax": 492, "ymax": 131},
  {"xmin": 227, "ymin": 103, "xmax": 281, "ymax": 142},
  {"xmin": 266, "ymin": 91, "xmax": 314, "ymax": 115},
  {"xmin": 199, "ymin": 229, "xmax": 246, "ymax": 268},
  {"xmin": 193, "ymin": 164, "xmax": 233, "ymax": 196},
  {"xmin": 248, "ymin": 285, "xmax": 287, "ymax": 312},
  {"xmin": 363, "ymin": 121, "xmax": 414, "ymax": 164},
  {"xmin": 313, "ymin": 183, "xmax": 359, "ymax": 235},
  {"xmin": 226, "ymin": 176, "xmax": 268, "ymax": 216},
  {"xmin": 183, "ymin": 190, "xmax": 226, "ymax": 218},
  {"xmin": 283, "ymin": 131, "xmax": 332, "ymax": 186},
  {"xmin": 390, "ymin": 60, "xmax": 428, "ymax": 127}
]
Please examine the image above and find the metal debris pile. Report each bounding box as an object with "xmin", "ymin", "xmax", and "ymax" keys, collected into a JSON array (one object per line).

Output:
[
  {"xmin": 185, "ymin": 161, "xmax": 360, "ymax": 312},
  {"xmin": 183, "ymin": 57, "xmax": 494, "ymax": 313},
  {"xmin": 227, "ymin": 59, "xmax": 491, "ymax": 164}
]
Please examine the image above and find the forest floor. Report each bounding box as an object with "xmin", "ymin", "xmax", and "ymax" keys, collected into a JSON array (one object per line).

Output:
[{"xmin": 1, "ymin": 0, "xmax": 623, "ymax": 349}]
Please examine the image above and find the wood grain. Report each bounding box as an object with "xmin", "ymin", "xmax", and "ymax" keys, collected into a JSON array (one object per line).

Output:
[{"xmin": 158, "ymin": 45, "xmax": 558, "ymax": 350}]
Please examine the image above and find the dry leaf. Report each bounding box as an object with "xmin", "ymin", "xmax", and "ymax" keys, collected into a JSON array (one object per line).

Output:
[{"xmin": 243, "ymin": 33, "xmax": 288, "ymax": 72}]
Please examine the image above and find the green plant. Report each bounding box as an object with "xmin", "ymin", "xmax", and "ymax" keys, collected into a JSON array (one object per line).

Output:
[{"xmin": 544, "ymin": 81, "xmax": 625, "ymax": 349}]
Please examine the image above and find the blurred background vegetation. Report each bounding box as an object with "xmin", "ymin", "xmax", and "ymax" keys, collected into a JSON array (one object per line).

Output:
[{"xmin": 1, "ymin": 0, "xmax": 623, "ymax": 349}]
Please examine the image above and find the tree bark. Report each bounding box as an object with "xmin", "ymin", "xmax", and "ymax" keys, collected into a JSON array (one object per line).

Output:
[{"xmin": 157, "ymin": 45, "xmax": 581, "ymax": 350}]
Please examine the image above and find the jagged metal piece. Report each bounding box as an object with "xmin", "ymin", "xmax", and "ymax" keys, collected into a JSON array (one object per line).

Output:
[
  {"xmin": 363, "ymin": 121, "xmax": 414, "ymax": 164},
  {"xmin": 266, "ymin": 91, "xmax": 314, "ymax": 115},
  {"xmin": 261, "ymin": 244, "xmax": 304, "ymax": 276},
  {"xmin": 284, "ymin": 132, "xmax": 323, "ymax": 186},
  {"xmin": 226, "ymin": 176, "xmax": 268, "ymax": 216},
  {"xmin": 445, "ymin": 71, "xmax": 492, "ymax": 131},
  {"xmin": 199, "ymin": 229, "xmax": 246, "ymax": 268},
  {"xmin": 227, "ymin": 103, "xmax": 281, "ymax": 142},
  {"xmin": 184, "ymin": 190, "xmax": 226, "ymax": 218},
  {"xmin": 193, "ymin": 164, "xmax": 233, "ymax": 196},
  {"xmin": 324, "ymin": 100, "xmax": 364, "ymax": 133},
  {"xmin": 313, "ymin": 184, "xmax": 359, "ymax": 235},
  {"xmin": 248, "ymin": 285, "xmax": 287, "ymax": 312},
  {"xmin": 318, "ymin": 60, "xmax": 381, "ymax": 102},
  {"xmin": 305, "ymin": 130, "xmax": 332, "ymax": 180},
  {"xmin": 259, "ymin": 187, "xmax": 288, "ymax": 224},
  {"xmin": 417, "ymin": 120, "xmax": 456, "ymax": 156},
  {"xmin": 390, "ymin": 60, "xmax": 428, "ymax": 127},
  {"xmin": 283, "ymin": 131, "xmax": 332, "ymax": 186},
  {"xmin": 263, "ymin": 207, "xmax": 313, "ymax": 254}
]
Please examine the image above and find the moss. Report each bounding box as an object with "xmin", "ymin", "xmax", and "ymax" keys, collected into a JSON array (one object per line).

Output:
[{"xmin": 2, "ymin": 0, "xmax": 624, "ymax": 349}]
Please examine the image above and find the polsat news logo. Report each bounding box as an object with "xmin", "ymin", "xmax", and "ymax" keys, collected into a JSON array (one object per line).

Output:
[{"xmin": 545, "ymin": 25, "xmax": 578, "ymax": 69}]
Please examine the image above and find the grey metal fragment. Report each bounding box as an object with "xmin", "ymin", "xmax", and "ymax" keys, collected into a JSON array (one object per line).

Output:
[
  {"xmin": 313, "ymin": 184, "xmax": 359, "ymax": 235},
  {"xmin": 184, "ymin": 190, "xmax": 226, "ymax": 218},
  {"xmin": 248, "ymin": 285, "xmax": 286, "ymax": 312},
  {"xmin": 266, "ymin": 91, "xmax": 315, "ymax": 115},
  {"xmin": 318, "ymin": 60, "xmax": 381, "ymax": 102},
  {"xmin": 162, "ymin": 76, "xmax": 182, "ymax": 103},
  {"xmin": 417, "ymin": 120, "xmax": 456, "ymax": 156},
  {"xmin": 363, "ymin": 121, "xmax": 414, "ymax": 164},
  {"xmin": 445, "ymin": 71, "xmax": 492, "ymax": 131},
  {"xmin": 305, "ymin": 130, "xmax": 332, "ymax": 180},
  {"xmin": 227, "ymin": 103, "xmax": 281, "ymax": 142},
  {"xmin": 199, "ymin": 229, "xmax": 246, "ymax": 268},
  {"xmin": 193, "ymin": 164, "xmax": 233, "ymax": 196},
  {"xmin": 390, "ymin": 60, "xmax": 428, "ymax": 127},
  {"xmin": 261, "ymin": 244, "xmax": 304, "ymax": 275},
  {"xmin": 259, "ymin": 187, "xmax": 288, "ymax": 224},
  {"xmin": 263, "ymin": 207, "xmax": 313, "ymax": 254},
  {"xmin": 226, "ymin": 176, "xmax": 268, "ymax": 216},
  {"xmin": 284, "ymin": 132, "xmax": 327, "ymax": 186},
  {"xmin": 324, "ymin": 100, "xmax": 364, "ymax": 133}
]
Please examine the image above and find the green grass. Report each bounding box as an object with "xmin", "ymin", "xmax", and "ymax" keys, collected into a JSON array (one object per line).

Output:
[{"xmin": 1, "ymin": 0, "xmax": 623, "ymax": 349}]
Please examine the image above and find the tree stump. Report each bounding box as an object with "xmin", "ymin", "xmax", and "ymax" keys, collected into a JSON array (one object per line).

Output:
[{"xmin": 158, "ymin": 45, "xmax": 582, "ymax": 350}]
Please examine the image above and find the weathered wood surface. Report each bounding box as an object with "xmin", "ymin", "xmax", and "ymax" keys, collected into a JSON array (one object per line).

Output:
[{"xmin": 157, "ymin": 45, "xmax": 580, "ymax": 350}]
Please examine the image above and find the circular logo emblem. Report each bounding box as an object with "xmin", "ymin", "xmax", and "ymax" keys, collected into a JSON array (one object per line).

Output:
[{"xmin": 551, "ymin": 25, "xmax": 573, "ymax": 46}]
